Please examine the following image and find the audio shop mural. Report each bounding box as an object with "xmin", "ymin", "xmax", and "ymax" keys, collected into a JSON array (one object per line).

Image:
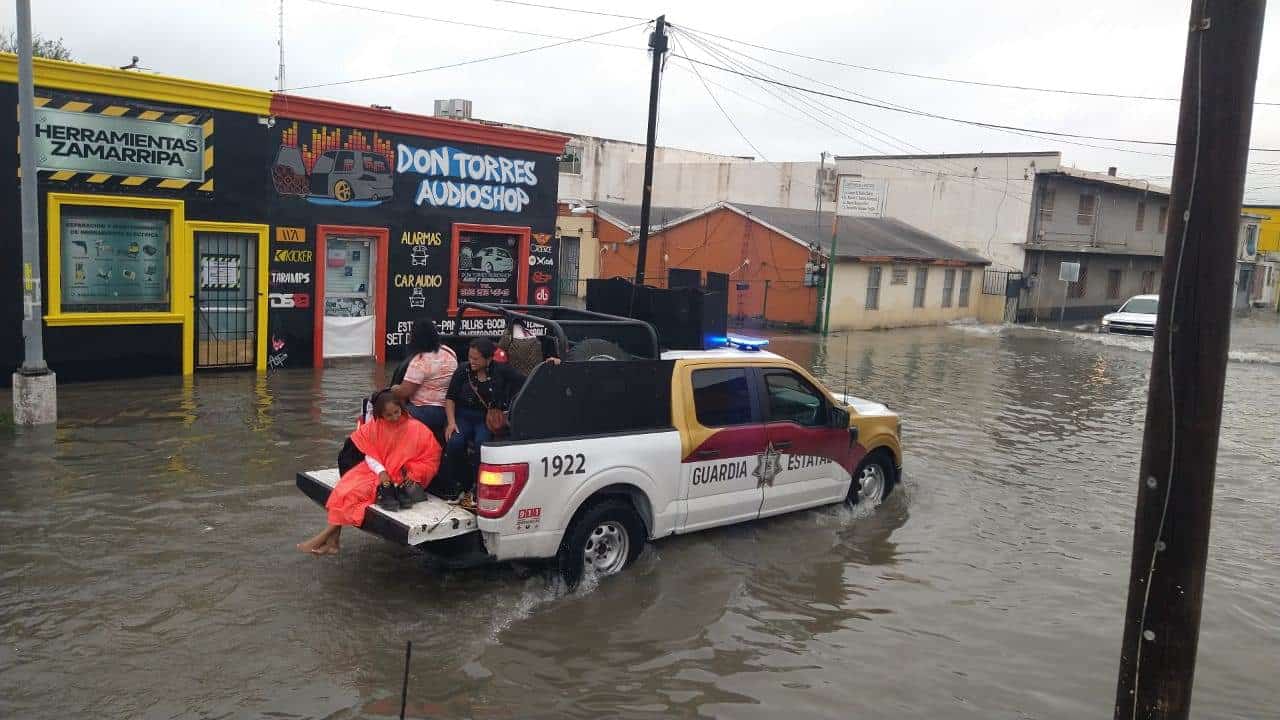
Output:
[{"xmin": 0, "ymin": 60, "xmax": 565, "ymax": 382}]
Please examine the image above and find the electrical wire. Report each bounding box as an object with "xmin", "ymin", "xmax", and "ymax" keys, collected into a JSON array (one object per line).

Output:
[
  {"xmin": 669, "ymin": 52, "xmax": 1280, "ymax": 153},
  {"xmin": 489, "ymin": 0, "xmax": 647, "ymax": 21},
  {"xmin": 298, "ymin": 0, "xmax": 645, "ymax": 51},
  {"xmin": 671, "ymin": 33, "xmax": 769, "ymax": 160},
  {"xmin": 668, "ymin": 22, "xmax": 1280, "ymax": 108},
  {"xmin": 282, "ymin": 19, "xmax": 648, "ymax": 91}
]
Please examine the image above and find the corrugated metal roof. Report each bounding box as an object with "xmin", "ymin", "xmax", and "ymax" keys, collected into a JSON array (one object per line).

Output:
[{"xmin": 591, "ymin": 200, "xmax": 989, "ymax": 265}]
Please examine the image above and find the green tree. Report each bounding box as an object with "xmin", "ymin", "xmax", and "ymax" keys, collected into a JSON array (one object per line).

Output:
[{"xmin": 0, "ymin": 29, "xmax": 73, "ymax": 61}]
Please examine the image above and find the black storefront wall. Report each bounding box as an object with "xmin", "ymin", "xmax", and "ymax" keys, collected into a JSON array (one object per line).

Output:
[{"xmin": 0, "ymin": 80, "xmax": 561, "ymax": 381}]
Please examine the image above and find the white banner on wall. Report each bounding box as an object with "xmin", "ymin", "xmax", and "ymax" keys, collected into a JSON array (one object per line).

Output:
[{"xmin": 835, "ymin": 175, "xmax": 885, "ymax": 218}]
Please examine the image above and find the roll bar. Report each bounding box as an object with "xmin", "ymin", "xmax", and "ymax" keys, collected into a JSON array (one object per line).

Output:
[{"xmin": 455, "ymin": 301, "xmax": 660, "ymax": 359}]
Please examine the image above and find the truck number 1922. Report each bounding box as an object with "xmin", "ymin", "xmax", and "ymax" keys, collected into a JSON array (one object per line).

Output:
[{"xmin": 541, "ymin": 454, "xmax": 586, "ymax": 477}]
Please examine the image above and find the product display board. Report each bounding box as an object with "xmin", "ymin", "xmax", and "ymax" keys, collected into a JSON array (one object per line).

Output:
[
  {"xmin": 61, "ymin": 207, "xmax": 169, "ymax": 309},
  {"xmin": 456, "ymin": 230, "xmax": 519, "ymax": 304}
]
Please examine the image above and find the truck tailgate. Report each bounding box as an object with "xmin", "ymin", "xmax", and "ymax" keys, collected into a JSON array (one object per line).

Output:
[{"xmin": 296, "ymin": 469, "xmax": 478, "ymax": 545}]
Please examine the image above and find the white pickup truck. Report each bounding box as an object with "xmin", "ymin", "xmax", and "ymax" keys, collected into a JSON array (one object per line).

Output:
[{"xmin": 298, "ymin": 311, "xmax": 902, "ymax": 586}]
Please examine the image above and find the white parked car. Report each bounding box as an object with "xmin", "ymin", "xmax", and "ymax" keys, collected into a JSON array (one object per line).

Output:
[{"xmin": 1101, "ymin": 294, "xmax": 1159, "ymax": 335}]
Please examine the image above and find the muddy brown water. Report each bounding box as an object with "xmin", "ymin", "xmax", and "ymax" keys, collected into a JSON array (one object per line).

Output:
[{"xmin": 2, "ymin": 320, "xmax": 1277, "ymax": 719}]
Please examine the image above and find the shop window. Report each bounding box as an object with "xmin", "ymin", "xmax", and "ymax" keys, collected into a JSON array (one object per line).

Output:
[
  {"xmin": 865, "ymin": 266, "xmax": 881, "ymax": 310},
  {"xmin": 941, "ymin": 268, "xmax": 956, "ymax": 308},
  {"xmin": 913, "ymin": 267, "xmax": 928, "ymax": 308},
  {"xmin": 959, "ymin": 270, "xmax": 972, "ymax": 308},
  {"xmin": 59, "ymin": 205, "xmax": 171, "ymax": 313}
]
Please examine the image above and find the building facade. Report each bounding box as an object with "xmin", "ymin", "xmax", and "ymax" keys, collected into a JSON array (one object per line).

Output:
[
  {"xmin": 593, "ymin": 201, "xmax": 988, "ymax": 330},
  {"xmin": 2, "ymin": 54, "xmax": 566, "ymax": 382}
]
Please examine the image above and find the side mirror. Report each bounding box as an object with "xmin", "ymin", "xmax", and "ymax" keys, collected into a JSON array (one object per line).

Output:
[{"xmin": 828, "ymin": 405, "xmax": 850, "ymax": 429}]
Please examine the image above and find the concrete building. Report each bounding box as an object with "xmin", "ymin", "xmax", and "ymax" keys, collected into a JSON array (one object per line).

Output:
[{"xmin": 591, "ymin": 200, "xmax": 990, "ymax": 330}]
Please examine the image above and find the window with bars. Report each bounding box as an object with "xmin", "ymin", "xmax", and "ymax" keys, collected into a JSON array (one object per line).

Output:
[
  {"xmin": 1077, "ymin": 194, "xmax": 1097, "ymax": 226},
  {"xmin": 891, "ymin": 264, "xmax": 909, "ymax": 285},
  {"xmin": 1107, "ymin": 269, "xmax": 1123, "ymax": 299},
  {"xmin": 1039, "ymin": 188, "xmax": 1056, "ymax": 222},
  {"xmin": 865, "ymin": 266, "xmax": 882, "ymax": 310},
  {"xmin": 1067, "ymin": 262, "xmax": 1089, "ymax": 298},
  {"xmin": 913, "ymin": 267, "xmax": 928, "ymax": 308},
  {"xmin": 1140, "ymin": 270, "xmax": 1156, "ymax": 294},
  {"xmin": 1158, "ymin": 206, "xmax": 1168, "ymax": 233},
  {"xmin": 959, "ymin": 269, "xmax": 972, "ymax": 307},
  {"xmin": 1136, "ymin": 201, "xmax": 1146, "ymax": 231},
  {"xmin": 941, "ymin": 268, "xmax": 956, "ymax": 308}
]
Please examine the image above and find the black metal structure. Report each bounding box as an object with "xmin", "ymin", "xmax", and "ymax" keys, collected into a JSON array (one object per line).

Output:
[{"xmin": 452, "ymin": 301, "xmax": 661, "ymax": 360}]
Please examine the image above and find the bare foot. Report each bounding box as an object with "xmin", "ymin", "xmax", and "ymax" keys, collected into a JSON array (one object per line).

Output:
[
  {"xmin": 318, "ymin": 543, "xmax": 340, "ymax": 555},
  {"xmin": 296, "ymin": 542, "xmax": 316, "ymax": 554}
]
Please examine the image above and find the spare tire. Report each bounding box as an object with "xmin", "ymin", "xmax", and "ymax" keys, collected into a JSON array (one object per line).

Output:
[{"xmin": 568, "ymin": 338, "xmax": 630, "ymax": 362}]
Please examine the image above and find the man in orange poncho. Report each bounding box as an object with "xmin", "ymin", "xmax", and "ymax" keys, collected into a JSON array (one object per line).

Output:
[{"xmin": 297, "ymin": 390, "xmax": 442, "ymax": 556}]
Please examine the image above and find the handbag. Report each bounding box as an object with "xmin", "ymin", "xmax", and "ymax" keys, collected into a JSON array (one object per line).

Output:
[{"xmin": 468, "ymin": 375, "xmax": 509, "ymax": 435}]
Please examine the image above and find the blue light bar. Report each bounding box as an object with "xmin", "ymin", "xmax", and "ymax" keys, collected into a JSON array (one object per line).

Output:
[{"xmin": 726, "ymin": 333, "xmax": 769, "ymax": 351}]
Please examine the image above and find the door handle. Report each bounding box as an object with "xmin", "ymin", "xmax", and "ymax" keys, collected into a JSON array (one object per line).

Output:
[
  {"xmin": 695, "ymin": 449, "xmax": 720, "ymax": 458},
  {"xmin": 773, "ymin": 440, "xmax": 793, "ymax": 449}
]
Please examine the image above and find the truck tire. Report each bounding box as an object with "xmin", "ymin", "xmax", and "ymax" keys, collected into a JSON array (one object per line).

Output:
[
  {"xmin": 567, "ymin": 338, "xmax": 630, "ymax": 361},
  {"xmin": 848, "ymin": 450, "xmax": 895, "ymax": 507},
  {"xmin": 557, "ymin": 499, "xmax": 646, "ymax": 589}
]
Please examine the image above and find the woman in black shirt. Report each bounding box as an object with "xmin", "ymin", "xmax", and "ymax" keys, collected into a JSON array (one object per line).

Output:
[{"xmin": 442, "ymin": 338, "xmax": 529, "ymax": 503}]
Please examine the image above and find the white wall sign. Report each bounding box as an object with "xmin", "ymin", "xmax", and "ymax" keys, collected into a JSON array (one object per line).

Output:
[
  {"xmin": 1059, "ymin": 262, "xmax": 1081, "ymax": 283},
  {"xmin": 836, "ymin": 176, "xmax": 885, "ymax": 218}
]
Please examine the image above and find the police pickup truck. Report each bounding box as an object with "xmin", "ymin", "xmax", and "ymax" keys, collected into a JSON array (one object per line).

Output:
[{"xmin": 298, "ymin": 305, "xmax": 902, "ymax": 586}]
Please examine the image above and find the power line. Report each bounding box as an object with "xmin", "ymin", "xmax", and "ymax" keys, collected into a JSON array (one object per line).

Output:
[
  {"xmin": 298, "ymin": 0, "xmax": 644, "ymax": 51},
  {"xmin": 671, "ymin": 33, "xmax": 768, "ymax": 160},
  {"xmin": 667, "ymin": 22, "xmax": 1280, "ymax": 108},
  {"xmin": 282, "ymin": 19, "xmax": 647, "ymax": 91},
  {"xmin": 670, "ymin": 51, "xmax": 1280, "ymax": 153},
  {"xmin": 489, "ymin": 0, "xmax": 646, "ymax": 21}
]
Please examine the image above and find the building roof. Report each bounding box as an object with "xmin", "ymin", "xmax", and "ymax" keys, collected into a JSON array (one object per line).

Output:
[
  {"xmin": 837, "ymin": 151, "xmax": 1061, "ymax": 161},
  {"xmin": 592, "ymin": 200, "xmax": 989, "ymax": 265},
  {"xmin": 1041, "ymin": 167, "xmax": 1171, "ymax": 196}
]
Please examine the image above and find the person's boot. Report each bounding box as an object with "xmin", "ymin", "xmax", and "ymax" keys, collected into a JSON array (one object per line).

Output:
[
  {"xmin": 394, "ymin": 483, "xmax": 415, "ymax": 510},
  {"xmin": 402, "ymin": 481, "xmax": 428, "ymax": 505},
  {"xmin": 376, "ymin": 483, "xmax": 399, "ymax": 511}
]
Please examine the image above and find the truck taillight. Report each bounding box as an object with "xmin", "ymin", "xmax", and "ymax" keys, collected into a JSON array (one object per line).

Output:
[{"xmin": 476, "ymin": 462, "xmax": 529, "ymax": 518}]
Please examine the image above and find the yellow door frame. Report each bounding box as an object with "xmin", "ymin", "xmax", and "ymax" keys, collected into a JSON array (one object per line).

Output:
[
  {"xmin": 46, "ymin": 192, "xmax": 191, "ymax": 371},
  {"xmin": 187, "ymin": 220, "xmax": 271, "ymax": 373}
]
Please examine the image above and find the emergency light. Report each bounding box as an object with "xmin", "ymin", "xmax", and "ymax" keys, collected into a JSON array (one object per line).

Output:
[{"xmin": 725, "ymin": 334, "xmax": 769, "ymax": 351}]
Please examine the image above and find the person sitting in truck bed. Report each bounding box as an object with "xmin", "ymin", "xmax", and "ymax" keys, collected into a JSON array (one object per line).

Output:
[
  {"xmin": 443, "ymin": 337, "xmax": 558, "ymax": 504},
  {"xmin": 296, "ymin": 391, "xmax": 442, "ymax": 556},
  {"xmin": 391, "ymin": 319, "xmax": 457, "ymax": 443}
]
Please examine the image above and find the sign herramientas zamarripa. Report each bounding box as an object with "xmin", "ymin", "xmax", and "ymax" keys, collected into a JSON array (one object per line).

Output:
[{"xmin": 34, "ymin": 108, "xmax": 205, "ymax": 181}]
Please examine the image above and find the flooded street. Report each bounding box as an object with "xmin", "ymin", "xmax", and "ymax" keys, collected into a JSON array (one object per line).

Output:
[{"xmin": 2, "ymin": 318, "xmax": 1277, "ymax": 719}]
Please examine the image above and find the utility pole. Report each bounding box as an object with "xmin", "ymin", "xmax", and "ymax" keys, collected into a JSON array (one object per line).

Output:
[
  {"xmin": 12, "ymin": 0, "xmax": 57, "ymax": 425},
  {"xmin": 820, "ymin": 212, "xmax": 839, "ymax": 335},
  {"xmin": 276, "ymin": 0, "xmax": 286, "ymax": 91},
  {"xmin": 1114, "ymin": 2, "xmax": 1265, "ymax": 718},
  {"xmin": 815, "ymin": 151, "xmax": 829, "ymax": 236},
  {"xmin": 633, "ymin": 15, "xmax": 667, "ymax": 289}
]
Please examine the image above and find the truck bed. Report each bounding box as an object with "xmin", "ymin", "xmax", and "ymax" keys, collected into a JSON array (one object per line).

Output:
[{"xmin": 296, "ymin": 469, "xmax": 479, "ymax": 546}]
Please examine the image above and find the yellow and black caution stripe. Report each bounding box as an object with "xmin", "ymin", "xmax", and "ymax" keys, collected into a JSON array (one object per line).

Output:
[{"xmin": 17, "ymin": 95, "xmax": 214, "ymax": 192}]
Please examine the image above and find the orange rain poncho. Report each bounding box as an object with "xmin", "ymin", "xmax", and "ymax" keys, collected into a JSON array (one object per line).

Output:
[{"xmin": 326, "ymin": 415, "xmax": 442, "ymax": 527}]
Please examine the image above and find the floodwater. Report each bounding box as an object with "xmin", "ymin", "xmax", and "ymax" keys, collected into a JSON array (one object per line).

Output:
[{"xmin": 2, "ymin": 316, "xmax": 1278, "ymax": 719}]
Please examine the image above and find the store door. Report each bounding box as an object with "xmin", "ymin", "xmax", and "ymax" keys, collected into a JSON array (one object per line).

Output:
[
  {"xmin": 559, "ymin": 236, "xmax": 580, "ymax": 298},
  {"xmin": 315, "ymin": 226, "xmax": 388, "ymax": 365},
  {"xmin": 195, "ymin": 230, "xmax": 258, "ymax": 369}
]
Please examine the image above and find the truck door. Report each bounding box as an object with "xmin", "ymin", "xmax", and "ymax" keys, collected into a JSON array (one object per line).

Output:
[
  {"xmin": 757, "ymin": 367, "xmax": 854, "ymax": 516},
  {"xmin": 678, "ymin": 367, "xmax": 766, "ymax": 532}
]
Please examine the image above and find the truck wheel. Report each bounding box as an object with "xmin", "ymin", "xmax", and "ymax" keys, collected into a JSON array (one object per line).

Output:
[
  {"xmin": 333, "ymin": 180, "xmax": 354, "ymax": 202},
  {"xmin": 557, "ymin": 499, "xmax": 645, "ymax": 589},
  {"xmin": 848, "ymin": 450, "xmax": 895, "ymax": 507},
  {"xmin": 567, "ymin": 338, "xmax": 629, "ymax": 361}
]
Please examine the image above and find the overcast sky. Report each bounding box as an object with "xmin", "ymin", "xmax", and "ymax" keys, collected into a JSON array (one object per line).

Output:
[{"xmin": 7, "ymin": 0, "xmax": 1280, "ymax": 202}]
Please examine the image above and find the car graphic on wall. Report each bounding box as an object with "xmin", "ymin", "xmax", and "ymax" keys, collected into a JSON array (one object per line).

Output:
[
  {"xmin": 472, "ymin": 247, "xmax": 513, "ymax": 273},
  {"xmin": 272, "ymin": 147, "xmax": 393, "ymax": 207}
]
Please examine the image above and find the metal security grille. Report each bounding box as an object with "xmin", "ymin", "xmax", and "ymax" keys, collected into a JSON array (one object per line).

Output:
[
  {"xmin": 195, "ymin": 231, "xmax": 257, "ymax": 369},
  {"xmin": 559, "ymin": 236, "xmax": 580, "ymax": 298}
]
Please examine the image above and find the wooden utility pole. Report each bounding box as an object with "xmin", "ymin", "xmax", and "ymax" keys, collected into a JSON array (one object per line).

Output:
[
  {"xmin": 633, "ymin": 15, "xmax": 667, "ymax": 288},
  {"xmin": 1114, "ymin": 2, "xmax": 1266, "ymax": 718}
]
